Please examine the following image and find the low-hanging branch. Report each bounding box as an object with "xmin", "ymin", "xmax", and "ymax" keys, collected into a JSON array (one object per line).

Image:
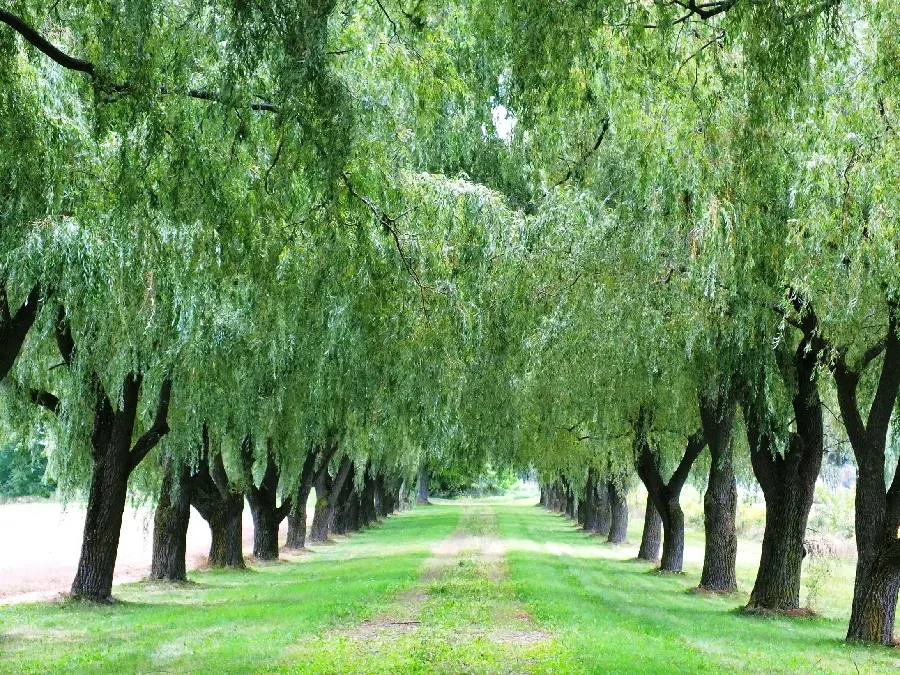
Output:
[{"xmin": 0, "ymin": 10, "xmax": 277, "ymax": 113}]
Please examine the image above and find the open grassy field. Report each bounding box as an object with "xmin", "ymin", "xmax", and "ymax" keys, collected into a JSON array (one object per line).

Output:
[{"xmin": 1, "ymin": 496, "xmax": 897, "ymax": 674}]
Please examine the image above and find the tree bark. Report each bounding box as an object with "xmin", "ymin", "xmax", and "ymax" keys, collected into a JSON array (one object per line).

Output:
[
  {"xmin": 0, "ymin": 283, "xmax": 41, "ymax": 383},
  {"xmin": 607, "ymin": 481, "xmax": 629, "ymax": 544},
  {"xmin": 374, "ymin": 473, "xmax": 385, "ymax": 518},
  {"xmin": 150, "ymin": 456, "xmax": 192, "ymax": 582},
  {"xmin": 71, "ymin": 373, "xmax": 173, "ymax": 600},
  {"xmin": 638, "ymin": 495, "xmax": 662, "ymax": 562},
  {"xmin": 309, "ymin": 454, "xmax": 352, "ymax": 543},
  {"xmin": 417, "ymin": 463, "xmax": 430, "ymax": 505},
  {"xmin": 740, "ymin": 306, "xmax": 827, "ymax": 611},
  {"xmin": 699, "ymin": 391, "xmax": 738, "ymax": 593},
  {"xmin": 833, "ymin": 305, "xmax": 900, "ymax": 644}
]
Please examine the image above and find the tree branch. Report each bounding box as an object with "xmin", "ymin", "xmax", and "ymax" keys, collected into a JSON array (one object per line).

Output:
[
  {"xmin": 129, "ymin": 377, "xmax": 173, "ymax": 470},
  {"xmin": 29, "ymin": 388, "xmax": 60, "ymax": 414},
  {"xmin": 556, "ymin": 115, "xmax": 610, "ymax": 187},
  {"xmin": 0, "ymin": 11, "xmax": 277, "ymax": 113},
  {"xmin": 0, "ymin": 9, "xmax": 94, "ymax": 73}
]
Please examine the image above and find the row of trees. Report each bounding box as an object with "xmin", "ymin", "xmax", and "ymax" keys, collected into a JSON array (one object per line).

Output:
[{"xmin": 2, "ymin": 0, "xmax": 899, "ymax": 650}]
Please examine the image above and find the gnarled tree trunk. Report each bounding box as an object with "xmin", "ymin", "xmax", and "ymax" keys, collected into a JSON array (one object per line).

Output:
[
  {"xmin": 71, "ymin": 373, "xmax": 173, "ymax": 601},
  {"xmin": 285, "ymin": 440, "xmax": 338, "ymax": 550},
  {"xmin": 150, "ymin": 456, "xmax": 192, "ymax": 582},
  {"xmin": 743, "ymin": 309, "xmax": 826, "ymax": 612},
  {"xmin": 243, "ymin": 439, "xmax": 291, "ymax": 561}
]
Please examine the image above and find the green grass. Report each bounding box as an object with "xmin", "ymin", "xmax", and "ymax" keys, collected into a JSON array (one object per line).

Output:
[{"xmin": 1, "ymin": 500, "xmax": 898, "ymax": 674}]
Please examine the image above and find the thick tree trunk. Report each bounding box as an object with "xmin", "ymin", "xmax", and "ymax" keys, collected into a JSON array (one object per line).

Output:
[
  {"xmin": 243, "ymin": 441, "xmax": 290, "ymax": 561},
  {"xmin": 190, "ymin": 434, "xmax": 245, "ymax": 569},
  {"xmin": 846, "ymin": 550, "xmax": 900, "ymax": 644},
  {"xmin": 699, "ymin": 392, "xmax": 738, "ymax": 593},
  {"xmin": 309, "ymin": 455, "xmax": 352, "ymax": 543},
  {"xmin": 360, "ymin": 471, "xmax": 377, "ymax": 526},
  {"xmin": 70, "ymin": 373, "xmax": 172, "ymax": 601},
  {"xmin": 638, "ymin": 495, "xmax": 661, "ymax": 562},
  {"xmin": 71, "ymin": 450, "xmax": 131, "ymax": 600},
  {"xmin": 0, "ymin": 283, "xmax": 41, "ymax": 383},
  {"xmin": 743, "ymin": 313, "xmax": 826, "ymax": 611},
  {"xmin": 417, "ymin": 463, "xmax": 430, "ymax": 505},
  {"xmin": 659, "ymin": 499, "xmax": 687, "ymax": 572},
  {"xmin": 607, "ymin": 481, "xmax": 629, "ymax": 544},
  {"xmin": 150, "ymin": 457, "xmax": 192, "ymax": 582},
  {"xmin": 833, "ymin": 306, "xmax": 900, "ymax": 644}
]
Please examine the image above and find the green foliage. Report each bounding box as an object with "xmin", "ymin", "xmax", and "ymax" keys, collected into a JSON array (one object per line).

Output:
[{"xmin": 0, "ymin": 433, "xmax": 54, "ymax": 498}]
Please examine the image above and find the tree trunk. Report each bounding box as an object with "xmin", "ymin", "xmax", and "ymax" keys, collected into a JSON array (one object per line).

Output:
[
  {"xmin": 659, "ymin": 498, "xmax": 687, "ymax": 572},
  {"xmin": 71, "ymin": 373, "xmax": 172, "ymax": 601},
  {"xmin": 150, "ymin": 457, "xmax": 192, "ymax": 582},
  {"xmin": 309, "ymin": 455, "xmax": 352, "ymax": 543},
  {"xmin": 374, "ymin": 474, "xmax": 385, "ymax": 518},
  {"xmin": 638, "ymin": 495, "xmax": 661, "ymax": 562},
  {"xmin": 417, "ymin": 463, "xmax": 430, "ymax": 505},
  {"xmin": 0, "ymin": 283, "xmax": 41, "ymax": 383},
  {"xmin": 635, "ymin": 417, "xmax": 706, "ymax": 574},
  {"xmin": 190, "ymin": 433, "xmax": 245, "ymax": 569},
  {"xmin": 583, "ymin": 470, "xmax": 598, "ymax": 532},
  {"xmin": 607, "ymin": 481, "xmax": 629, "ymax": 544},
  {"xmin": 360, "ymin": 470, "xmax": 377, "ymax": 526},
  {"xmin": 243, "ymin": 440, "xmax": 290, "ymax": 561},
  {"xmin": 833, "ymin": 306, "xmax": 900, "ymax": 644},
  {"xmin": 285, "ymin": 441, "xmax": 338, "ymax": 550},
  {"xmin": 596, "ymin": 482, "xmax": 612, "ymax": 536},
  {"xmin": 742, "ymin": 313, "xmax": 826, "ymax": 611},
  {"xmin": 565, "ymin": 482, "xmax": 576, "ymax": 519},
  {"xmin": 699, "ymin": 391, "xmax": 738, "ymax": 593}
]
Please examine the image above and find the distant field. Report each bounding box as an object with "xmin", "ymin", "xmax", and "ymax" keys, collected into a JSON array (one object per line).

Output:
[{"xmin": 1, "ymin": 498, "xmax": 896, "ymax": 674}]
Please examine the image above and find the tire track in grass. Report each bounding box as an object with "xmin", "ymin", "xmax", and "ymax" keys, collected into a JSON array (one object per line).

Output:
[{"xmin": 284, "ymin": 505, "xmax": 559, "ymax": 674}]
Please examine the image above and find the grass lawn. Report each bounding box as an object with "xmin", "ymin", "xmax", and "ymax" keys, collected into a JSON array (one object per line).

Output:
[{"xmin": 1, "ymin": 497, "xmax": 898, "ymax": 674}]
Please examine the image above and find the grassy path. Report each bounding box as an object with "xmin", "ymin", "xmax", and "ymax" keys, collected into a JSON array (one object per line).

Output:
[{"xmin": 1, "ymin": 501, "xmax": 899, "ymax": 673}]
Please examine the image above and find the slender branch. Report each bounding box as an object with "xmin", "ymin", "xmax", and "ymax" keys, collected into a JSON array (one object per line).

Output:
[
  {"xmin": 556, "ymin": 116, "xmax": 610, "ymax": 187},
  {"xmin": 341, "ymin": 173, "xmax": 428, "ymax": 312}
]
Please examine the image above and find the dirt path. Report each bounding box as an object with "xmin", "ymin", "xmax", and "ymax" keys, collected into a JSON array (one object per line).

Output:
[{"xmin": 0, "ymin": 501, "xmax": 312, "ymax": 604}]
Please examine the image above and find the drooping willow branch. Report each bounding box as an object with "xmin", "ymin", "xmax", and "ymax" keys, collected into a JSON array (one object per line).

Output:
[{"xmin": 0, "ymin": 10, "xmax": 277, "ymax": 113}]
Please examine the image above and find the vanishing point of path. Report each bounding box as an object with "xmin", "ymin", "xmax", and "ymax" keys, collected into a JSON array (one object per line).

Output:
[{"xmin": 2, "ymin": 502, "xmax": 899, "ymax": 674}]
